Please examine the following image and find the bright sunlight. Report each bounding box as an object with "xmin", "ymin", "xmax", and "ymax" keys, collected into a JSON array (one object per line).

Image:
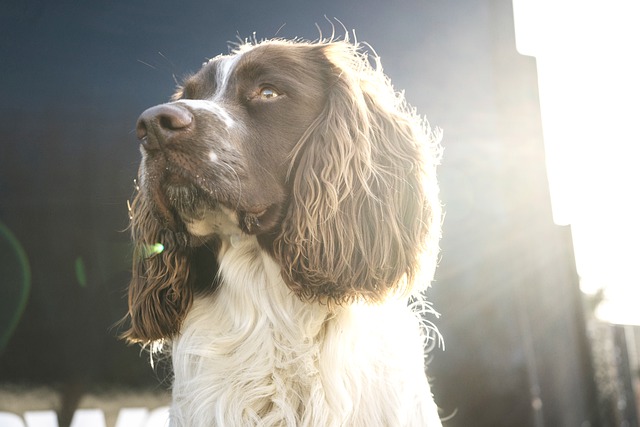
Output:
[{"xmin": 512, "ymin": 0, "xmax": 640, "ymax": 324}]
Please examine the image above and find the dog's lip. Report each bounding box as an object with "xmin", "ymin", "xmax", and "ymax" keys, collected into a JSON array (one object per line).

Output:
[
  {"xmin": 146, "ymin": 185, "xmax": 180, "ymax": 231},
  {"xmin": 244, "ymin": 207, "xmax": 268, "ymax": 216},
  {"xmin": 139, "ymin": 167, "xmax": 190, "ymax": 231}
]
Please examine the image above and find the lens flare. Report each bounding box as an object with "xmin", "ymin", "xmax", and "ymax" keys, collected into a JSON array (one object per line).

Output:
[
  {"xmin": 0, "ymin": 221, "xmax": 31, "ymax": 351},
  {"xmin": 144, "ymin": 243, "xmax": 165, "ymax": 258},
  {"xmin": 75, "ymin": 256, "xmax": 87, "ymax": 287}
]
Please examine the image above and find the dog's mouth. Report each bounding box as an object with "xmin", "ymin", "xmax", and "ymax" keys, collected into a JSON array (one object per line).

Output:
[{"xmin": 142, "ymin": 163, "xmax": 278, "ymax": 243}]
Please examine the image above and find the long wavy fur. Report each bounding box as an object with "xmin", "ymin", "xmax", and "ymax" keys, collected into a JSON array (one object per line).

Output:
[
  {"xmin": 275, "ymin": 41, "xmax": 441, "ymax": 304},
  {"xmin": 121, "ymin": 192, "xmax": 195, "ymax": 343}
]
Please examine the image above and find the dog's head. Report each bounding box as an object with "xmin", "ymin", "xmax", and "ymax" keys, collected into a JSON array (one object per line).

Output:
[{"xmin": 122, "ymin": 39, "xmax": 442, "ymax": 343}]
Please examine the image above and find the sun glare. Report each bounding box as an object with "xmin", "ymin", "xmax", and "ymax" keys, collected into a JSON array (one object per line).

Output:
[{"xmin": 513, "ymin": 0, "xmax": 640, "ymax": 324}]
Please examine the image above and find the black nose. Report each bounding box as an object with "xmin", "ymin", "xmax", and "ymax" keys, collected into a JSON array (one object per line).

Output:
[{"xmin": 136, "ymin": 103, "xmax": 193, "ymax": 150}]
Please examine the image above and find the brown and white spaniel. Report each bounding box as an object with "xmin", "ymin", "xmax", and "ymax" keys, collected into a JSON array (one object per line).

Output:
[{"xmin": 122, "ymin": 36, "xmax": 443, "ymax": 426}]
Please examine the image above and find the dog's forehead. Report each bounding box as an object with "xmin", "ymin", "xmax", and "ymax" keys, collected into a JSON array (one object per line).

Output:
[
  {"xmin": 179, "ymin": 41, "xmax": 326, "ymax": 100},
  {"xmin": 198, "ymin": 43, "xmax": 269, "ymax": 77},
  {"xmin": 183, "ymin": 45, "xmax": 256, "ymax": 96},
  {"xmin": 178, "ymin": 50, "xmax": 243, "ymax": 99},
  {"xmin": 198, "ymin": 51, "xmax": 243, "ymax": 82},
  {"xmin": 198, "ymin": 41, "xmax": 321, "ymax": 77}
]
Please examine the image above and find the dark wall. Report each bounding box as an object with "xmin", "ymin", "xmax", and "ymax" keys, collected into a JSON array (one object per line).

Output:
[{"xmin": 0, "ymin": 0, "xmax": 596, "ymax": 425}]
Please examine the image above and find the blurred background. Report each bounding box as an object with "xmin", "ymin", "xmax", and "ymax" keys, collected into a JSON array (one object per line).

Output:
[{"xmin": 1, "ymin": 0, "xmax": 638, "ymax": 426}]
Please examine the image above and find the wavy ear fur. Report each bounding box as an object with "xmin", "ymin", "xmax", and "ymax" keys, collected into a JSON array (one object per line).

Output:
[
  {"xmin": 120, "ymin": 192, "xmax": 217, "ymax": 344},
  {"xmin": 274, "ymin": 41, "xmax": 442, "ymax": 304}
]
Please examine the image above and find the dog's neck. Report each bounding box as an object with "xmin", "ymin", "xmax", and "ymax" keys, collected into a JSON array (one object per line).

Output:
[
  {"xmin": 170, "ymin": 234, "xmax": 439, "ymax": 426},
  {"xmin": 171, "ymin": 235, "xmax": 329, "ymax": 424}
]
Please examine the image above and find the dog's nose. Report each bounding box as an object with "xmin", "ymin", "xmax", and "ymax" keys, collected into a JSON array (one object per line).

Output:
[{"xmin": 136, "ymin": 104, "xmax": 193, "ymax": 150}]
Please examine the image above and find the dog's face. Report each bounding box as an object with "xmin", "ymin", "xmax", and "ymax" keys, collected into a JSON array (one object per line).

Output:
[
  {"xmin": 136, "ymin": 43, "xmax": 329, "ymax": 243},
  {"xmin": 123, "ymin": 39, "xmax": 441, "ymax": 343}
]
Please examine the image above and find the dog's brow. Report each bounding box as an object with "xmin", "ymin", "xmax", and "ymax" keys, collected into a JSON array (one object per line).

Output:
[
  {"xmin": 180, "ymin": 80, "xmax": 197, "ymax": 99},
  {"xmin": 181, "ymin": 58, "xmax": 223, "ymax": 100}
]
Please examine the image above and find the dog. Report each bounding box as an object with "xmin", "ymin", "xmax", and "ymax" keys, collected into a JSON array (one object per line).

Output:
[{"xmin": 122, "ymin": 36, "xmax": 443, "ymax": 426}]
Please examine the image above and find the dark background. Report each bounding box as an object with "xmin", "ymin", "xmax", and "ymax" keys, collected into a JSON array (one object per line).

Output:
[{"xmin": 0, "ymin": 0, "xmax": 597, "ymax": 425}]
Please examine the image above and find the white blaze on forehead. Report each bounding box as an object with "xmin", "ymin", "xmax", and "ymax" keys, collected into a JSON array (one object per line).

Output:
[
  {"xmin": 215, "ymin": 52, "xmax": 244, "ymax": 100},
  {"xmin": 208, "ymin": 150, "xmax": 218, "ymax": 163},
  {"xmin": 176, "ymin": 99, "xmax": 236, "ymax": 129},
  {"xmin": 173, "ymin": 49, "xmax": 249, "ymax": 129}
]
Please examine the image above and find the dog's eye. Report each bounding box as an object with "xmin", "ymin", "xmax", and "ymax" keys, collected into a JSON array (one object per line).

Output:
[{"xmin": 258, "ymin": 87, "xmax": 280, "ymax": 100}]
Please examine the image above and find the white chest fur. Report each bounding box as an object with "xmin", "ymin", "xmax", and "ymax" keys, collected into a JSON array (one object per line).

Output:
[{"xmin": 170, "ymin": 236, "xmax": 441, "ymax": 426}]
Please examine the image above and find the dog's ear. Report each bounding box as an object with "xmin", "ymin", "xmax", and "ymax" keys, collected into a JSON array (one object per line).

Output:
[
  {"xmin": 120, "ymin": 193, "xmax": 196, "ymax": 344},
  {"xmin": 274, "ymin": 41, "xmax": 442, "ymax": 304}
]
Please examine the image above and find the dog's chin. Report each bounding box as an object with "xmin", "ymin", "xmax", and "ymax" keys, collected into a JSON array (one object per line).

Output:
[
  {"xmin": 160, "ymin": 184, "xmax": 233, "ymax": 240},
  {"xmin": 181, "ymin": 205, "xmax": 242, "ymax": 241},
  {"xmin": 158, "ymin": 183, "xmax": 281, "ymax": 245}
]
